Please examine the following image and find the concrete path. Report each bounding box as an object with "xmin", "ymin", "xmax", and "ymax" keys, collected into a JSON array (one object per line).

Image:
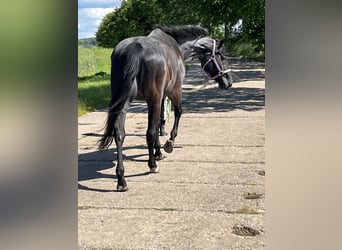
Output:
[{"xmin": 78, "ymin": 58, "xmax": 265, "ymax": 249}]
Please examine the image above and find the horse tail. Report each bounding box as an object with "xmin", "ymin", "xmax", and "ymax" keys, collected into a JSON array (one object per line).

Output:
[{"xmin": 99, "ymin": 42, "xmax": 143, "ymax": 150}]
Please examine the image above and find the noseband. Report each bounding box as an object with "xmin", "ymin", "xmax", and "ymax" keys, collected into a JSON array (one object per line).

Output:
[{"xmin": 202, "ymin": 39, "xmax": 231, "ymax": 80}]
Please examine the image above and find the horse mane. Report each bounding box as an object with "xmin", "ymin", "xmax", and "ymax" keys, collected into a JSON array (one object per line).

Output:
[{"xmin": 155, "ymin": 25, "xmax": 209, "ymax": 43}]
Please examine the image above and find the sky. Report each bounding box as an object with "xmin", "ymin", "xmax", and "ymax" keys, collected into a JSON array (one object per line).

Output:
[{"xmin": 78, "ymin": 0, "xmax": 122, "ymax": 39}]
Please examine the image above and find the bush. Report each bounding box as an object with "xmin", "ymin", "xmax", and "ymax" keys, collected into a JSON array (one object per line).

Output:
[{"xmin": 228, "ymin": 41, "xmax": 264, "ymax": 61}]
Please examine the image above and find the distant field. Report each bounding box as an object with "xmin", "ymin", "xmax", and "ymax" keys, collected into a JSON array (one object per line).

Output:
[
  {"xmin": 78, "ymin": 46, "xmax": 112, "ymax": 115},
  {"xmin": 78, "ymin": 46, "xmax": 112, "ymax": 77}
]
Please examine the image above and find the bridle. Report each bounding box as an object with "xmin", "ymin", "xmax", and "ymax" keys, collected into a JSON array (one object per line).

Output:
[{"xmin": 201, "ymin": 39, "xmax": 231, "ymax": 80}]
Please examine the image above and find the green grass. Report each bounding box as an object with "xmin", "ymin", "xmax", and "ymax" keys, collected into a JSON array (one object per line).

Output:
[
  {"xmin": 78, "ymin": 79, "xmax": 111, "ymax": 116},
  {"xmin": 78, "ymin": 46, "xmax": 112, "ymax": 115},
  {"xmin": 78, "ymin": 46, "xmax": 112, "ymax": 77}
]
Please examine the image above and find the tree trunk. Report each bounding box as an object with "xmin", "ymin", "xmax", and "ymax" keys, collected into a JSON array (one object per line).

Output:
[{"xmin": 224, "ymin": 22, "xmax": 230, "ymax": 40}]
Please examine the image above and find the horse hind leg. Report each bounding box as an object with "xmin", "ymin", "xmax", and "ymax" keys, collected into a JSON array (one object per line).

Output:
[
  {"xmin": 146, "ymin": 101, "xmax": 162, "ymax": 173},
  {"xmin": 114, "ymin": 104, "xmax": 129, "ymax": 191}
]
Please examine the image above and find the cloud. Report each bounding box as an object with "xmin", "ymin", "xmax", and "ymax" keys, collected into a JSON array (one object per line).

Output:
[
  {"xmin": 78, "ymin": 0, "xmax": 121, "ymax": 9},
  {"xmin": 78, "ymin": 1, "xmax": 122, "ymax": 39},
  {"xmin": 79, "ymin": 7, "xmax": 114, "ymax": 19},
  {"xmin": 78, "ymin": 7, "xmax": 115, "ymax": 38}
]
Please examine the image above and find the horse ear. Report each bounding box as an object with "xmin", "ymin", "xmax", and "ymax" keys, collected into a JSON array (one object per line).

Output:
[
  {"xmin": 218, "ymin": 39, "xmax": 226, "ymax": 49},
  {"xmin": 191, "ymin": 44, "xmax": 206, "ymax": 54}
]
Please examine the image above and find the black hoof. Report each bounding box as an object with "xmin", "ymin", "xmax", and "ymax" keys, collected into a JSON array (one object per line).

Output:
[
  {"xmin": 164, "ymin": 140, "xmax": 174, "ymax": 153},
  {"xmin": 117, "ymin": 185, "xmax": 128, "ymax": 192}
]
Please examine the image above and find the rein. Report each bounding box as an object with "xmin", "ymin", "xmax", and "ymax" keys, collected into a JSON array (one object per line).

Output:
[{"xmin": 201, "ymin": 39, "xmax": 231, "ymax": 80}]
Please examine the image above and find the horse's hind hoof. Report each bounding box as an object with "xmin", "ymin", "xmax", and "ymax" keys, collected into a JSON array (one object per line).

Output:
[
  {"xmin": 117, "ymin": 185, "xmax": 129, "ymax": 192},
  {"xmin": 150, "ymin": 166, "xmax": 160, "ymax": 173},
  {"xmin": 164, "ymin": 140, "xmax": 174, "ymax": 153},
  {"xmin": 154, "ymin": 153, "xmax": 165, "ymax": 161}
]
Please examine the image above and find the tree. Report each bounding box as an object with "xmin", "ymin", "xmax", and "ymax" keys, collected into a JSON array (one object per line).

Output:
[
  {"xmin": 96, "ymin": 0, "xmax": 163, "ymax": 47},
  {"xmin": 155, "ymin": 0, "xmax": 201, "ymax": 25},
  {"xmin": 239, "ymin": 0, "xmax": 265, "ymax": 50},
  {"xmin": 96, "ymin": 10, "xmax": 121, "ymax": 48},
  {"xmin": 96, "ymin": 0, "xmax": 265, "ymax": 56}
]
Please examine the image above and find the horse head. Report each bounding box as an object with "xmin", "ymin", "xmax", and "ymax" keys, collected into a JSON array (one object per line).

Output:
[{"xmin": 191, "ymin": 37, "xmax": 233, "ymax": 89}]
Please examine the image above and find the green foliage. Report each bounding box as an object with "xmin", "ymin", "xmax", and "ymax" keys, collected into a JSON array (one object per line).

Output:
[
  {"xmin": 228, "ymin": 42, "xmax": 264, "ymax": 61},
  {"xmin": 96, "ymin": 10, "xmax": 122, "ymax": 48},
  {"xmin": 95, "ymin": 0, "xmax": 265, "ymax": 58},
  {"xmin": 155, "ymin": 0, "xmax": 201, "ymax": 25},
  {"xmin": 96, "ymin": 0, "xmax": 163, "ymax": 47},
  {"xmin": 239, "ymin": 0, "xmax": 265, "ymax": 50}
]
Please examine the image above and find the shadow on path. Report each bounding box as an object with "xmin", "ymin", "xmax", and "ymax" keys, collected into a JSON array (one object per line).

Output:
[
  {"xmin": 183, "ymin": 86, "xmax": 265, "ymax": 113},
  {"xmin": 78, "ymin": 147, "xmax": 151, "ymax": 192}
]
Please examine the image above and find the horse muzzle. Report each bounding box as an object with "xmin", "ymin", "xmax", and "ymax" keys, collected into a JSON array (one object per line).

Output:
[{"xmin": 219, "ymin": 74, "xmax": 233, "ymax": 89}]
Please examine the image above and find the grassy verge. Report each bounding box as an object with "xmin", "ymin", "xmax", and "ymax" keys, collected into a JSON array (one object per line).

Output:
[
  {"xmin": 78, "ymin": 46, "xmax": 112, "ymax": 116},
  {"xmin": 78, "ymin": 46, "xmax": 112, "ymax": 76},
  {"xmin": 78, "ymin": 79, "xmax": 111, "ymax": 116}
]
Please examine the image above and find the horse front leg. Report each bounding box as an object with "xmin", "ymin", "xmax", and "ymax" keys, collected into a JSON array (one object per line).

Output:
[
  {"xmin": 159, "ymin": 97, "xmax": 168, "ymax": 136},
  {"xmin": 154, "ymin": 122, "xmax": 164, "ymax": 161},
  {"xmin": 164, "ymin": 94, "xmax": 182, "ymax": 154}
]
